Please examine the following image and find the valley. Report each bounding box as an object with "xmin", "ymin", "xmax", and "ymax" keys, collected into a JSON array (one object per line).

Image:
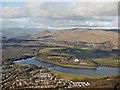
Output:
[{"xmin": 2, "ymin": 28, "xmax": 120, "ymax": 89}]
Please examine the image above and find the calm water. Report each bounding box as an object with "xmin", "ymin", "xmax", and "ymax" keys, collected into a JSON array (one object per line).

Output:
[{"xmin": 14, "ymin": 57, "xmax": 119, "ymax": 76}]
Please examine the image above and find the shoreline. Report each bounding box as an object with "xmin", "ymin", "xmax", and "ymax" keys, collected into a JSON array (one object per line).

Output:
[
  {"xmin": 12, "ymin": 55, "xmax": 34, "ymax": 62},
  {"xmin": 13, "ymin": 56, "xmax": 120, "ymax": 69},
  {"xmin": 35, "ymin": 57, "xmax": 97, "ymax": 69}
]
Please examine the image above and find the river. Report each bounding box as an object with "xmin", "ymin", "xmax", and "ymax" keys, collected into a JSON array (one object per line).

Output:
[{"xmin": 13, "ymin": 57, "xmax": 119, "ymax": 76}]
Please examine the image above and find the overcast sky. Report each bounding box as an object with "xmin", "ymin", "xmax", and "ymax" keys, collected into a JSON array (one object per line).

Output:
[{"xmin": 0, "ymin": 1, "xmax": 118, "ymax": 30}]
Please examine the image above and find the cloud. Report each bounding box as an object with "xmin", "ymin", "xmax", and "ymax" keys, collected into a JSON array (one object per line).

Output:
[
  {"xmin": 1, "ymin": 2, "xmax": 118, "ymax": 19},
  {"xmin": 2, "ymin": 16, "xmax": 117, "ymax": 29},
  {"xmin": 1, "ymin": 2, "xmax": 118, "ymax": 29}
]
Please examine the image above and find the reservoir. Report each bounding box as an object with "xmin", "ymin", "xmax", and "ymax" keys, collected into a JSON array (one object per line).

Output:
[{"xmin": 14, "ymin": 57, "xmax": 119, "ymax": 76}]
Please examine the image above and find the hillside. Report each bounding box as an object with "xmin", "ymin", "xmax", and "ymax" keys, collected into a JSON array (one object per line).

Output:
[{"xmin": 31, "ymin": 29, "xmax": 119, "ymax": 46}]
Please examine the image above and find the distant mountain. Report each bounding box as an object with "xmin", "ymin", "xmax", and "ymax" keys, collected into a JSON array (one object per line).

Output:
[
  {"xmin": 31, "ymin": 29, "xmax": 119, "ymax": 46},
  {"xmin": 2, "ymin": 28, "xmax": 43, "ymax": 38}
]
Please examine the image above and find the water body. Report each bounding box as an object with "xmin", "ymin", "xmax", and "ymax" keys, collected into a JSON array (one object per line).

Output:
[
  {"xmin": 0, "ymin": 70, "xmax": 5, "ymax": 72},
  {"xmin": 14, "ymin": 57, "xmax": 119, "ymax": 76}
]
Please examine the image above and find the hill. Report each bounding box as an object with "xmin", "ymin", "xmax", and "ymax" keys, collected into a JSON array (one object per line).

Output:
[{"xmin": 31, "ymin": 29, "xmax": 118, "ymax": 46}]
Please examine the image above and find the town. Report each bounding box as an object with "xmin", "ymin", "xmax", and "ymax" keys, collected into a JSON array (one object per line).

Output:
[{"xmin": 1, "ymin": 63, "xmax": 91, "ymax": 89}]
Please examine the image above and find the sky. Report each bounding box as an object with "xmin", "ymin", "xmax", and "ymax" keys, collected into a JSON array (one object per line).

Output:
[{"xmin": 0, "ymin": 1, "xmax": 119, "ymax": 30}]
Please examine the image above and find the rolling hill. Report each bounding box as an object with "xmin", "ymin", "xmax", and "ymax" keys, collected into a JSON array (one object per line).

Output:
[{"xmin": 31, "ymin": 29, "xmax": 119, "ymax": 46}]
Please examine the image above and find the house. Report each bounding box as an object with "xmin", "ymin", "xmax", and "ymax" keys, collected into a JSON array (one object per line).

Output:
[{"xmin": 79, "ymin": 61, "xmax": 87, "ymax": 65}]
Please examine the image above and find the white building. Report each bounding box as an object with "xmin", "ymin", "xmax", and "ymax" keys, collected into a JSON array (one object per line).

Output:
[{"xmin": 74, "ymin": 59, "xmax": 79, "ymax": 62}]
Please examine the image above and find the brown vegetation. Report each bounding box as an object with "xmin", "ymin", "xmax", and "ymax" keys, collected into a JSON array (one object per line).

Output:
[{"xmin": 31, "ymin": 29, "xmax": 118, "ymax": 46}]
